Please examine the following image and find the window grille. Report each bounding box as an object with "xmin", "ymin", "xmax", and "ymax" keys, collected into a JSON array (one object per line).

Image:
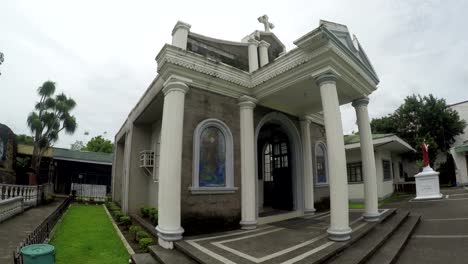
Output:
[{"xmin": 347, "ymin": 162, "xmax": 363, "ymax": 183}]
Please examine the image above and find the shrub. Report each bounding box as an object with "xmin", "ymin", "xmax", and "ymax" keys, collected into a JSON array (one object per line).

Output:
[
  {"xmin": 139, "ymin": 237, "xmax": 154, "ymax": 252},
  {"xmin": 113, "ymin": 210, "xmax": 123, "ymax": 220},
  {"xmin": 149, "ymin": 208, "xmax": 158, "ymax": 225},
  {"xmin": 119, "ymin": 216, "xmax": 131, "ymax": 228},
  {"xmin": 136, "ymin": 230, "xmax": 150, "ymax": 242},
  {"xmin": 129, "ymin": 225, "xmax": 142, "ymax": 237},
  {"xmin": 108, "ymin": 203, "xmax": 119, "ymax": 211},
  {"xmin": 140, "ymin": 207, "xmax": 150, "ymax": 218}
]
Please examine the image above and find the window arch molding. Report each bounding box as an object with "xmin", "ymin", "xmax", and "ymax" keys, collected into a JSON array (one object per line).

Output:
[
  {"xmin": 190, "ymin": 118, "xmax": 237, "ymax": 194},
  {"xmin": 314, "ymin": 141, "xmax": 329, "ymax": 186}
]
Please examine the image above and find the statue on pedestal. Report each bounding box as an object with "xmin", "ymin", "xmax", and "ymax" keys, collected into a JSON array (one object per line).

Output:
[{"xmin": 414, "ymin": 141, "xmax": 443, "ymax": 200}]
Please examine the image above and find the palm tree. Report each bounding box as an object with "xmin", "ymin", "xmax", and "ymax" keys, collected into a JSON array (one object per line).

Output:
[{"xmin": 27, "ymin": 81, "xmax": 77, "ymax": 175}]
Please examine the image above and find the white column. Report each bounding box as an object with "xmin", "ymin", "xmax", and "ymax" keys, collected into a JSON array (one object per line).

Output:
[
  {"xmin": 121, "ymin": 129, "xmax": 132, "ymax": 214},
  {"xmin": 248, "ymin": 38, "xmax": 259, "ymax": 73},
  {"xmin": 258, "ymin": 40, "xmax": 270, "ymax": 67},
  {"xmin": 171, "ymin": 21, "xmax": 191, "ymax": 50},
  {"xmin": 300, "ymin": 117, "xmax": 316, "ymax": 213},
  {"xmin": 352, "ymin": 97, "xmax": 380, "ymax": 221},
  {"xmin": 156, "ymin": 79, "xmax": 189, "ymax": 249},
  {"xmin": 315, "ymin": 72, "xmax": 352, "ymax": 241},
  {"xmin": 239, "ymin": 95, "xmax": 258, "ymax": 229}
]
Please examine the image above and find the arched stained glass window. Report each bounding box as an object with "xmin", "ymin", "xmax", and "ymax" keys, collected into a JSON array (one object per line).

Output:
[
  {"xmin": 191, "ymin": 119, "xmax": 236, "ymax": 194},
  {"xmin": 199, "ymin": 127, "xmax": 226, "ymax": 187},
  {"xmin": 315, "ymin": 142, "xmax": 328, "ymax": 185}
]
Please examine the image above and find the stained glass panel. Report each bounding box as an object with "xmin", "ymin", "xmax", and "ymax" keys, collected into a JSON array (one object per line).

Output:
[
  {"xmin": 199, "ymin": 127, "xmax": 226, "ymax": 187},
  {"xmin": 316, "ymin": 144, "xmax": 328, "ymax": 184}
]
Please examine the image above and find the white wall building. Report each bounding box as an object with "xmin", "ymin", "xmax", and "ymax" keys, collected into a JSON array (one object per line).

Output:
[
  {"xmin": 449, "ymin": 101, "xmax": 468, "ymax": 186},
  {"xmin": 344, "ymin": 134, "xmax": 416, "ymax": 201}
]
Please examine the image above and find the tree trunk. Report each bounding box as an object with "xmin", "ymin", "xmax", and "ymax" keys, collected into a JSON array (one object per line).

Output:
[{"xmin": 30, "ymin": 144, "xmax": 42, "ymax": 175}]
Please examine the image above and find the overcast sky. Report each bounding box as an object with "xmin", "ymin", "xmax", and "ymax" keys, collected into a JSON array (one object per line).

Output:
[{"xmin": 1, "ymin": 0, "xmax": 467, "ymax": 148}]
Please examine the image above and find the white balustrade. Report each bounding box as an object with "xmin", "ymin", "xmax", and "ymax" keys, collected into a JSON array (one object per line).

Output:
[
  {"xmin": 0, "ymin": 196, "xmax": 24, "ymax": 223},
  {"xmin": 0, "ymin": 184, "xmax": 40, "ymax": 207},
  {"xmin": 0, "ymin": 183, "xmax": 55, "ymax": 223}
]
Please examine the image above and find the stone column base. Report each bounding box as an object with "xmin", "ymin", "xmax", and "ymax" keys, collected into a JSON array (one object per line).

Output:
[
  {"xmin": 327, "ymin": 227, "xmax": 352, "ymax": 241},
  {"xmin": 156, "ymin": 225, "xmax": 184, "ymax": 249},
  {"xmin": 304, "ymin": 208, "xmax": 317, "ymax": 214},
  {"xmin": 240, "ymin": 220, "xmax": 257, "ymax": 230},
  {"xmin": 363, "ymin": 212, "xmax": 381, "ymax": 222}
]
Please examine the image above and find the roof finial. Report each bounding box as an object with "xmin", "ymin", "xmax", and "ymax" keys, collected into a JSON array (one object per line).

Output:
[{"xmin": 258, "ymin": 15, "xmax": 274, "ymax": 32}]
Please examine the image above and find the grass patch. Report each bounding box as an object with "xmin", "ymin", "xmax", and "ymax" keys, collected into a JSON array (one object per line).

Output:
[
  {"xmin": 50, "ymin": 204, "xmax": 129, "ymax": 264},
  {"xmin": 349, "ymin": 193, "xmax": 413, "ymax": 209}
]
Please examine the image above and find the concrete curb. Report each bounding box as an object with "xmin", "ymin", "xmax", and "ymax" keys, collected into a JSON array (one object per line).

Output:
[{"xmin": 103, "ymin": 204, "xmax": 135, "ymax": 255}]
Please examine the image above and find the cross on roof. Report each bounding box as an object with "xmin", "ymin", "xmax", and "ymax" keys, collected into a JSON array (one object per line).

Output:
[{"xmin": 258, "ymin": 15, "xmax": 274, "ymax": 32}]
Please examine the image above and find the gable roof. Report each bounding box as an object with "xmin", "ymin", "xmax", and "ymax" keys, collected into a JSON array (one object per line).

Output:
[{"xmin": 319, "ymin": 20, "xmax": 379, "ymax": 83}]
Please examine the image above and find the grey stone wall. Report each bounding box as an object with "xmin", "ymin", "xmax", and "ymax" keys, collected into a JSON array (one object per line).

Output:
[{"xmin": 181, "ymin": 87, "xmax": 241, "ymax": 234}]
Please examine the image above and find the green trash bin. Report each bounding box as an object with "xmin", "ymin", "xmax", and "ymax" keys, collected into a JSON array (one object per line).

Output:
[{"xmin": 21, "ymin": 244, "xmax": 55, "ymax": 264}]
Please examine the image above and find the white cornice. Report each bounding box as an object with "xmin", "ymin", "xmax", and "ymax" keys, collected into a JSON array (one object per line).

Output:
[
  {"xmin": 156, "ymin": 45, "xmax": 251, "ymax": 87},
  {"xmin": 308, "ymin": 113, "xmax": 324, "ymax": 125}
]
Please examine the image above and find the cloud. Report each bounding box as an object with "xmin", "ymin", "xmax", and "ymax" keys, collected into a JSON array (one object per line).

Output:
[{"xmin": 0, "ymin": 0, "xmax": 467, "ymax": 147}]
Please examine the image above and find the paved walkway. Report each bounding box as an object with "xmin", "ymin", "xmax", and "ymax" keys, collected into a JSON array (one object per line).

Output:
[
  {"xmin": 390, "ymin": 187, "xmax": 468, "ymax": 264},
  {"xmin": 177, "ymin": 209, "xmax": 392, "ymax": 264},
  {"xmin": 0, "ymin": 199, "xmax": 64, "ymax": 264}
]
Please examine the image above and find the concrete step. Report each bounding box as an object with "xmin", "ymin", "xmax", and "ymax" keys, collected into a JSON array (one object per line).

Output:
[
  {"xmin": 149, "ymin": 244, "xmax": 198, "ymax": 264},
  {"xmin": 326, "ymin": 210, "xmax": 410, "ymax": 264},
  {"xmin": 130, "ymin": 253, "xmax": 160, "ymax": 264},
  {"xmin": 365, "ymin": 215, "xmax": 421, "ymax": 264}
]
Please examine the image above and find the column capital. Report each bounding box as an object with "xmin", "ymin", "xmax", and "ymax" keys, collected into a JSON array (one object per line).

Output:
[
  {"xmin": 299, "ymin": 116, "xmax": 312, "ymax": 125},
  {"xmin": 162, "ymin": 76, "xmax": 191, "ymax": 96},
  {"xmin": 315, "ymin": 72, "xmax": 338, "ymax": 86},
  {"xmin": 352, "ymin": 97, "xmax": 370, "ymax": 108},
  {"xmin": 238, "ymin": 95, "xmax": 258, "ymax": 109},
  {"xmin": 258, "ymin": 40, "xmax": 270, "ymax": 48},
  {"xmin": 171, "ymin": 21, "xmax": 191, "ymax": 36},
  {"xmin": 247, "ymin": 38, "xmax": 259, "ymax": 46}
]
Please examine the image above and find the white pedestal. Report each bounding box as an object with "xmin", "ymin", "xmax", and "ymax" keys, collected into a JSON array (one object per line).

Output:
[{"xmin": 414, "ymin": 166, "xmax": 443, "ymax": 200}]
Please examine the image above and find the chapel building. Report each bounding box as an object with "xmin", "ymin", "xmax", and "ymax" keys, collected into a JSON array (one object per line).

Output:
[{"xmin": 112, "ymin": 17, "xmax": 383, "ymax": 249}]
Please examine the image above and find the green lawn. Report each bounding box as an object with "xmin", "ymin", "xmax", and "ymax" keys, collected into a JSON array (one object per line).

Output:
[
  {"xmin": 349, "ymin": 193, "xmax": 413, "ymax": 209},
  {"xmin": 50, "ymin": 204, "xmax": 129, "ymax": 264}
]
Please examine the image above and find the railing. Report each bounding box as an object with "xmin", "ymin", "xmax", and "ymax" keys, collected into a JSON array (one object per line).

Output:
[
  {"xmin": 0, "ymin": 184, "xmax": 39, "ymax": 207},
  {"xmin": 0, "ymin": 197, "xmax": 24, "ymax": 223},
  {"xmin": 71, "ymin": 183, "xmax": 107, "ymax": 202},
  {"xmin": 13, "ymin": 196, "xmax": 71, "ymax": 264}
]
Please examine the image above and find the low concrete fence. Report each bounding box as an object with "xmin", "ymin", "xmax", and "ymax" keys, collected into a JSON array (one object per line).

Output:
[
  {"xmin": 71, "ymin": 183, "xmax": 107, "ymax": 202},
  {"xmin": 0, "ymin": 184, "xmax": 40, "ymax": 207},
  {"xmin": 0, "ymin": 183, "xmax": 55, "ymax": 223},
  {"xmin": 0, "ymin": 197, "xmax": 24, "ymax": 223}
]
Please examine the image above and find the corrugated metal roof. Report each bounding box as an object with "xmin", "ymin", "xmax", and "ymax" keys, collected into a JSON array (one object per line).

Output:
[
  {"xmin": 53, "ymin": 148, "xmax": 113, "ymax": 164},
  {"xmin": 17, "ymin": 144, "xmax": 113, "ymax": 165}
]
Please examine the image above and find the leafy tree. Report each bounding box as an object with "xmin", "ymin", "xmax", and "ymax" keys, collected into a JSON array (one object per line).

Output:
[
  {"xmin": 70, "ymin": 140, "xmax": 84, "ymax": 151},
  {"xmin": 371, "ymin": 94, "xmax": 466, "ymax": 163},
  {"xmin": 16, "ymin": 134, "xmax": 35, "ymax": 145},
  {"xmin": 27, "ymin": 81, "xmax": 77, "ymax": 174},
  {"xmin": 82, "ymin": 135, "xmax": 113, "ymax": 153}
]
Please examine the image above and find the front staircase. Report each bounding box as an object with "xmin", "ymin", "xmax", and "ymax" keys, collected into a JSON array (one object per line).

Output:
[{"xmin": 131, "ymin": 209, "xmax": 420, "ymax": 264}]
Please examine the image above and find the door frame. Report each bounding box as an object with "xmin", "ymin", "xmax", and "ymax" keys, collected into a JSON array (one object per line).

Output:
[{"xmin": 254, "ymin": 112, "xmax": 304, "ymax": 218}]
